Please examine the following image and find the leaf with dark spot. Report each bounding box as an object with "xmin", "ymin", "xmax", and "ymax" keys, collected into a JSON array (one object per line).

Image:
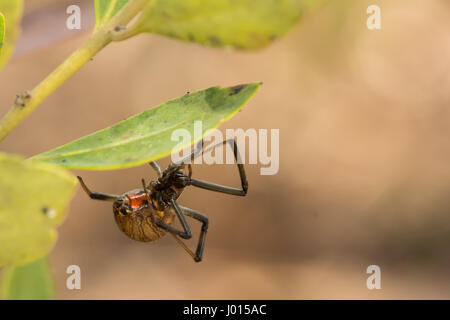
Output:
[
  {"xmin": 0, "ymin": 153, "xmax": 77, "ymax": 267},
  {"xmin": 136, "ymin": 0, "xmax": 318, "ymax": 50},
  {"xmin": 229, "ymin": 84, "xmax": 246, "ymax": 96},
  {"xmin": 32, "ymin": 83, "xmax": 261, "ymax": 170}
]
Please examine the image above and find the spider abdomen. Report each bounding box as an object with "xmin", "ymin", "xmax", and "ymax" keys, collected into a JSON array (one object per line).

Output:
[{"xmin": 113, "ymin": 190, "xmax": 175, "ymax": 242}]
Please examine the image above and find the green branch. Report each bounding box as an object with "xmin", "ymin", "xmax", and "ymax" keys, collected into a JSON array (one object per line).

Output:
[{"xmin": 0, "ymin": 0, "xmax": 148, "ymax": 142}]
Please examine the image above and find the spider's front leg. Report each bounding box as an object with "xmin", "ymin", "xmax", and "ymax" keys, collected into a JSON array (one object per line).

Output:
[
  {"xmin": 188, "ymin": 138, "xmax": 248, "ymax": 196},
  {"xmin": 77, "ymin": 176, "xmax": 119, "ymax": 202}
]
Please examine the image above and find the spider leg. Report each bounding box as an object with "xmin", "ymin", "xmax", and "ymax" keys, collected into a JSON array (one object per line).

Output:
[
  {"xmin": 169, "ymin": 233, "xmax": 196, "ymax": 260},
  {"xmin": 189, "ymin": 139, "xmax": 248, "ymax": 196},
  {"xmin": 171, "ymin": 206, "xmax": 208, "ymax": 262},
  {"xmin": 173, "ymin": 139, "xmax": 204, "ymax": 165},
  {"xmin": 141, "ymin": 179, "xmax": 152, "ymax": 204},
  {"xmin": 77, "ymin": 176, "xmax": 119, "ymax": 202},
  {"xmin": 169, "ymin": 207, "xmax": 209, "ymax": 262},
  {"xmin": 149, "ymin": 161, "xmax": 162, "ymax": 177},
  {"xmin": 155, "ymin": 198, "xmax": 192, "ymax": 240}
]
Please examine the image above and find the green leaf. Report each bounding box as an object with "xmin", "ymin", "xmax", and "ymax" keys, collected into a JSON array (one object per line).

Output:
[
  {"xmin": 136, "ymin": 0, "xmax": 317, "ymax": 50},
  {"xmin": 95, "ymin": 0, "xmax": 131, "ymax": 28},
  {"xmin": 0, "ymin": 153, "xmax": 77, "ymax": 267},
  {"xmin": 1, "ymin": 257, "xmax": 54, "ymax": 300},
  {"xmin": 32, "ymin": 83, "xmax": 261, "ymax": 170},
  {"xmin": 0, "ymin": 0, "xmax": 23, "ymax": 70},
  {"xmin": 0, "ymin": 13, "xmax": 5, "ymax": 55}
]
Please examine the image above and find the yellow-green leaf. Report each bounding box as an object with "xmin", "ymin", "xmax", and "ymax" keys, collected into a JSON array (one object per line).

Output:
[
  {"xmin": 94, "ymin": 0, "xmax": 131, "ymax": 28},
  {"xmin": 32, "ymin": 83, "xmax": 261, "ymax": 170},
  {"xmin": 0, "ymin": 13, "xmax": 5, "ymax": 55},
  {"xmin": 136, "ymin": 0, "xmax": 317, "ymax": 50},
  {"xmin": 0, "ymin": 153, "xmax": 77, "ymax": 267},
  {"xmin": 1, "ymin": 257, "xmax": 54, "ymax": 300},
  {"xmin": 0, "ymin": 0, "xmax": 23, "ymax": 70}
]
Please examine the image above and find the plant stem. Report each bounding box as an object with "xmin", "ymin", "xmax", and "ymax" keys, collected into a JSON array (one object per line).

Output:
[
  {"xmin": 0, "ymin": 0, "xmax": 149, "ymax": 143},
  {"xmin": 111, "ymin": 25, "xmax": 142, "ymax": 41},
  {"xmin": 0, "ymin": 32, "xmax": 109, "ymax": 142}
]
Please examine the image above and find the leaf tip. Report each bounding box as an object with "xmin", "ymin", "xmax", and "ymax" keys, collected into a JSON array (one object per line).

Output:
[{"xmin": 226, "ymin": 81, "xmax": 262, "ymax": 96}]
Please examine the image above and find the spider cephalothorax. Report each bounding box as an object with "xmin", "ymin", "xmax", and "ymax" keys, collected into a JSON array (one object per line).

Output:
[
  {"xmin": 149, "ymin": 164, "xmax": 191, "ymax": 209},
  {"xmin": 77, "ymin": 139, "xmax": 247, "ymax": 262}
]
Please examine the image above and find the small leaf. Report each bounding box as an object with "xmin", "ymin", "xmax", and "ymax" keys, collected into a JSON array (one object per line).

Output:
[
  {"xmin": 136, "ymin": 0, "xmax": 317, "ymax": 50},
  {"xmin": 94, "ymin": 0, "xmax": 131, "ymax": 28},
  {"xmin": 1, "ymin": 257, "xmax": 54, "ymax": 300},
  {"xmin": 0, "ymin": 153, "xmax": 77, "ymax": 267},
  {"xmin": 32, "ymin": 83, "xmax": 261, "ymax": 170},
  {"xmin": 0, "ymin": 0, "xmax": 23, "ymax": 70},
  {"xmin": 0, "ymin": 13, "xmax": 5, "ymax": 54}
]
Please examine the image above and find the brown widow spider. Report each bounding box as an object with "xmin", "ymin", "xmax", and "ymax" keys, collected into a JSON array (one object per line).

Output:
[{"xmin": 77, "ymin": 139, "xmax": 248, "ymax": 262}]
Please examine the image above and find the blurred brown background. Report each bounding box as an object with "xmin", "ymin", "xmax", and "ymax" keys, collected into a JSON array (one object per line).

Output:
[{"xmin": 1, "ymin": 0, "xmax": 450, "ymax": 299}]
